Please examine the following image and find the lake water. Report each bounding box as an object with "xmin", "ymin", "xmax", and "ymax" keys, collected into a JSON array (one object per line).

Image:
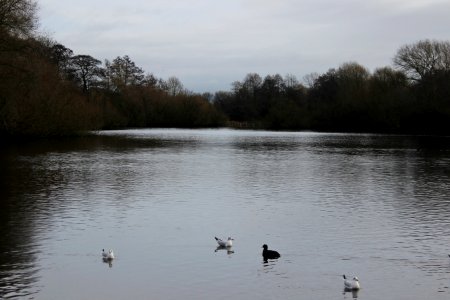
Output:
[{"xmin": 1, "ymin": 129, "xmax": 450, "ymax": 300}]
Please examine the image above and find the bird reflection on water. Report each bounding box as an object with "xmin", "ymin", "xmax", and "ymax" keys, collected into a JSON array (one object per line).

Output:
[
  {"xmin": 102, "ymin": 257, "xmax": 114, "ymax": 268},
  {"xmin": 214, "ymin": 246, "xmax": 234, "ymax": 255},
  {"xmin": 343, "ymin": 288, "xmax": 359, "ymax": 299}
]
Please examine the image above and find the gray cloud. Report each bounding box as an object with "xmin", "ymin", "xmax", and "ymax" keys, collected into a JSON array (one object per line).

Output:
[{"xmin": 39, "ymin": 0, "xmax": 450, "ymax": 92}]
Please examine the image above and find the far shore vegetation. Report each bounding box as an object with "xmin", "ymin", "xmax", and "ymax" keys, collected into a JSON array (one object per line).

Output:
[{"xmin": 1, "ymin": 0, "xmax": 450, "ymax": 138}]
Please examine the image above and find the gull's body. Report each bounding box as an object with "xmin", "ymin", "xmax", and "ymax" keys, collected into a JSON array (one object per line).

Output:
[
  {"xmin": 102, "ymin": 249, "xmax": 114, "ymax": 260},
  {"xmin": 343, "ymin": 275, "xmax": 360, "ymax": 290},
  {"xmin": 215, "ymin": 237, "xmax": 234, "ymax": 248}
]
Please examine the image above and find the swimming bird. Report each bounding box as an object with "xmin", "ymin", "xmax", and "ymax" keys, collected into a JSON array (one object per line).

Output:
[
  {"xmin": 215, "ymin": 237, "xmax": 234, "ymax": 248},
  {"xmin": 102, "ymin": 249, "xmax": 114, "ymax": 260},
  {"xmin": 262, "ymin": 244, "xmax": 280, "ymax": 260},
  {"xmin": 343, "ymin": 275, "xmax": 360, "ymax": 290}
]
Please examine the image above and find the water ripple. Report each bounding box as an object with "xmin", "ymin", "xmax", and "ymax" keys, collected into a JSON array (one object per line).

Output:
[{"xmin": 1, "ymin": 130, "xmax": 450, "ymax": 299}]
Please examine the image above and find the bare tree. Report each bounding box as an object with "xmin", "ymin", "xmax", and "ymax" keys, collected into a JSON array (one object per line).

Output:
[
  {"xmin": 240, "ymin": 73, "xmax": 262, "ymax": 98},
  {"xmin": 43, "ymin": 41, "xmax": 74, "ymax": 77},
  {"xmin": 303, "ymin": 72, "xmax": 319, "ymax": 88},
  {"xmin": 393, "ymin": 39, "xmax": 450, "ymax": 81},
  {"xmin": 104, "ymin": 55, "xmax": 145, "ymax": 91},
  {"xmin": 0, "ymin": 0, "xmax": 38, "ymax": 37},
  {"xmin": 261, "ymin": 74, "xmax": 285, "ymax": 97},
  {"xmin": 337, "ymin": 62, "xmax": 370, "ymax": 82},
  {"xmin": 69, "ymin": 55, "xmax": 102, "ymax": 92},
  {"xmin": 284, "ymin": 73, "xmax": 299, "ymax": 89},
  {"xmin": 165, "ymin": 76, "xmax": 184, "ymax": 96},
  {"xmin": 143, "ymin": 73, "xmax": 158, "ymax": 87},
  {"xmin": 371, "ymin": 66, "xmax": 407, "ymax": 90}
]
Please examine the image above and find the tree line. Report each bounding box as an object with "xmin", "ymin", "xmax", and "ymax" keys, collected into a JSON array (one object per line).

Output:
[
  {"xmin": 1, "ymin": 0, "xmax": 450, "ymax": 137},
  {"xmin": 214, "ymin": 40, "xmax": 450, "ymax": 134},
  {"xmin": 0, "ymin": 0, "xmax": 225, "ymax": 137}
]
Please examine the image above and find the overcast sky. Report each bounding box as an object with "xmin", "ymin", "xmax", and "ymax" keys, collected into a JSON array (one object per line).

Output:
[{"xmin": 38, "ymin": 0, "xmax": 450, "ymax": 93}]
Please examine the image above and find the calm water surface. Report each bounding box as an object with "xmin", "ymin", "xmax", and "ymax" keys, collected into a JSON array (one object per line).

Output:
[{"xmin": 1, "ymin": 129, "xmax": 450, "ymax": 299}]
